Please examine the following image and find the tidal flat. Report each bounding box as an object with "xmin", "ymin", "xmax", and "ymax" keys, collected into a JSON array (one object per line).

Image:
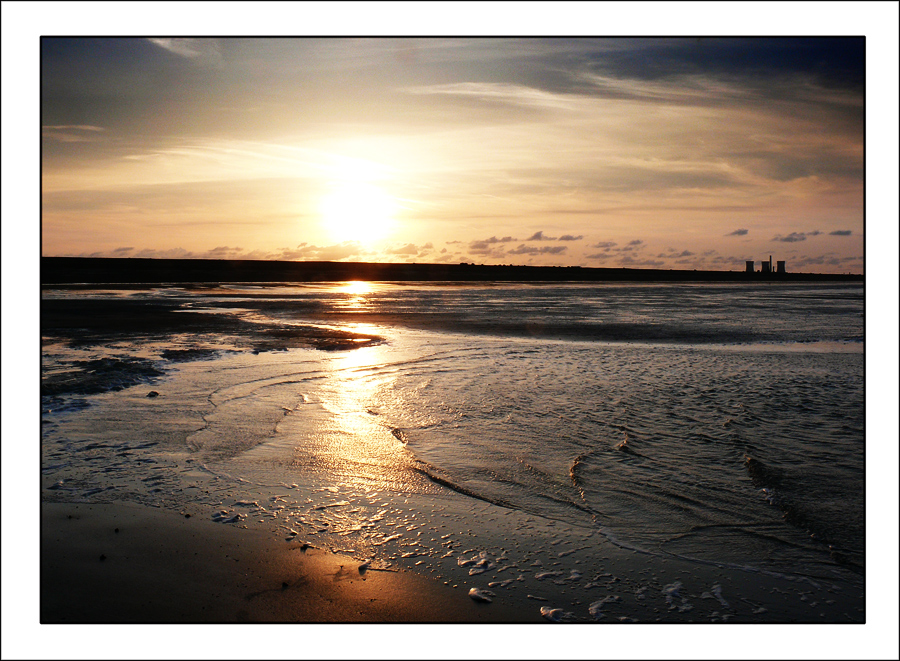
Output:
[{"xmin": 38, "ymin": 283, "xmax": 869, "ymax": 650}]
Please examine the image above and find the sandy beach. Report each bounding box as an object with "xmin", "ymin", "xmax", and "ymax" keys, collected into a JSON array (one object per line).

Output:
[
  {"xmin": 41, "ymin": 500, "xmax": 535, "ymax": 624},
  {"xmin": 31, "ymin": 491, "xmax": 883, "ymax": 660},
  {"xmin": 41, "ymin": 492, "xmax": 864, "ymax": 624},
  {"xmin": 41, "ymin": 493, "xmax": 866, "ymax": 624},
  {"xmin": 28, "ymin": 283, "xmax": 892, "ymax": 660}
]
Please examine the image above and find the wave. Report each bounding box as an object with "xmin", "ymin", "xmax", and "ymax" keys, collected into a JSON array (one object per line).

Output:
[
  {"xmin": 744, "ymin": 455, "xmax": 863, "ymax": 574},
  {"xmin": 410, "ymin": 460, "xmax": 518, "ymax": 511}
]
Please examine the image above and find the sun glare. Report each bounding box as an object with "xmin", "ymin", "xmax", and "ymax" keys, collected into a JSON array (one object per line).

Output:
[
  {"xmin": 340, "ymin": 281, "xmax": 372, "ymax": 295},
  {"xmin": 320, "ymin": 181, "xmax": 397, "ymax": 244}
]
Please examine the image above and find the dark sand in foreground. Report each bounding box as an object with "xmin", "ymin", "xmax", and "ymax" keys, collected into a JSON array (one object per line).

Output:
[
  {"xmin": 42, "ymin": 494, "xmax": 867, "ymax": 625},
  {"xmin": 41, "ymin": 501, "xmax": 536, "ymax": 624},
  {"xmin": 34, "ymin": 498, "xmax": 886, "ymax": 660}
]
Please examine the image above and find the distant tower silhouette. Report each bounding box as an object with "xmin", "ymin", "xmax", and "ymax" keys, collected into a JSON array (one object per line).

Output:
[
  {"xmin": 746, "ymin": 260, "xmax": 754, "ymax": 273},
  {"xmin": 761, "ymin": 260, "xmax": 771, "ymax": 274},
  {"xmin": 776, "ymin": 260, "xmax": 786, "ymax": 274}
]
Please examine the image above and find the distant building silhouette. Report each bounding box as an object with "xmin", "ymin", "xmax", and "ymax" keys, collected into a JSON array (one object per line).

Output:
[{"xmin": 746, "ymin": 256, "xmax": 785, "ymax": 275}]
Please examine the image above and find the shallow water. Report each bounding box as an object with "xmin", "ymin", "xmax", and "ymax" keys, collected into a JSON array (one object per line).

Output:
[{"xmin": 41, "ymin": 282, "xmax": 865, "ymax": 619}]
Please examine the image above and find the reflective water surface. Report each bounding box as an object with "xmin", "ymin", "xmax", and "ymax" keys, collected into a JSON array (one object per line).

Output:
[{"xmin": 41, "ymin": 282, "xmax": 864, "ymax": 597}]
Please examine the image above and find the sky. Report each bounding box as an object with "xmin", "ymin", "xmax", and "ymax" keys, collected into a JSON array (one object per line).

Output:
[{"xmin": 40, "ymin": 36, "xmax": 868, "ymax": 273}]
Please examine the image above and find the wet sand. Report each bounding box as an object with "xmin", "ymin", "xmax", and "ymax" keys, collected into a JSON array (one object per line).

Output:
[
  {"xmin": 41, "ymin": 491, "xmax": 868, "ymax": 628},
  {"xmin": 40, "ymin": 501, "xmax": 534, "ymax": 624},
  {"xmin": 30, "ymin": 285, "xmax": 892, "ymax": 659},
  {"xmin": 32, "ymin": 496, "xmax": 886, "ymax": 660}
]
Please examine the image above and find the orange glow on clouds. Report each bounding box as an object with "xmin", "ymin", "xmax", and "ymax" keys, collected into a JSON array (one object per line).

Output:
[{"xmin": 37, "ymin": 36, "xmax": 868, "ymax": 273}]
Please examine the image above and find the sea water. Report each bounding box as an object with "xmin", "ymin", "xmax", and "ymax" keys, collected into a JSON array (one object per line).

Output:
[{"xmin": 41, "ymin": 282, "xmax": 865, "ymax": 615}]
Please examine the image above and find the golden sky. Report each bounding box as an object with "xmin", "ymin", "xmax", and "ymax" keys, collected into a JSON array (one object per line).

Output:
[{"xmin": 40, "ymin": 34, "xmax": 868, "ymax": 272}]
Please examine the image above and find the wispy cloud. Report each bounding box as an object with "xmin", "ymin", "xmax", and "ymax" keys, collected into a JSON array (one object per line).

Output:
[
  {"xmin": 205, "ymin": 245, "xmax": 243, "ymax": 257},
  {"xmin": 772, "ymin": 230, "xmax": 825, "ymax": 243},
  {"xmin": 42, "ymin": 125, "xmax": 105, "ymax": 143},
  {"xmin": 558, "ymin": 234, "xmax": 583, "ymax": 241},
  {"xmin": 471, "ymin": 235, "xmax": 516, "ymax": 245},
  {"xmin": 147, "ymin": 38, "xmax": 207, "ymax": 58},
  {"xmin": 147, "ymin": 38, "xmax": 223, "ymax": 66},
  {"xmin": 578, "ymin": 72, "xmax": 754, "ymax": 107},
  {"xmin": 525, "ymin": 231, "xmax": 556, "ymax": 241},
  {"xmin": 81, "ymin": 241, "xmax": 380, "ymax": 264},
  {"xmin": 617, "ymin": 255, "xmax": 665, "ymax": 267},
  {"xmin": 469, "ymin": 236, "xmax": 515, "ymax": 256},
  {"xmin": 405, "ymin": 82, "xmax": 577, "ymax": 112},
  {"xmin": 773, "ymin": 232, "xmax": 808, "ymax": 243},
  {"xmin": 657, "ymin": 249, "xmax": 695, "ymax": 258},
  {"xmin": 508, "ymin": 244, "xmax": 567, "ymax": 255},
  {"xmin": 278, "ymin": 242, "xmax": 369, "ymax": 262},
  {"xmin": 829, "ymin": 230, "xmax": 852, "ymax": 236},
  {"xmin": 43, "ymin": 125, "xmax": 104, "ymax": 132},
  {"xmin": 45, "ymin": 138, "xmax": 333, "ymax": 193},
  {"xmin": 727, "ymin": 228, "xmax": 749, "ymax": 236},
  {"xmin": 791, "ymin": 253, "xmax": 863, "ymax": 269},
  {"xmin": 387, "ymin": 243, "xmax": 420, "ymax": 255},
  {"xmin": 131, "ymin": 247, "xmax": 197, "ymax": 259}
]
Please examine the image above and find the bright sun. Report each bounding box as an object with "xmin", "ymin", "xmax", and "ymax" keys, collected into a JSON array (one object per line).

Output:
[{"xmin": 319, "ymin": 181, "xmax": 397, "ymax": 244}]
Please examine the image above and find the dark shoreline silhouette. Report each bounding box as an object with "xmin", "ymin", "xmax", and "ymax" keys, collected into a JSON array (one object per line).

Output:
[{"xmin": 41, "ymin": 257, "xmax": 863, "ymax": 285}]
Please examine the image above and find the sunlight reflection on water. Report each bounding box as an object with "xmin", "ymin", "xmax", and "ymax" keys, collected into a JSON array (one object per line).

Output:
[{"xmin": 292, "ymin": 342, "xmax": 433, "ymax": 493}]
